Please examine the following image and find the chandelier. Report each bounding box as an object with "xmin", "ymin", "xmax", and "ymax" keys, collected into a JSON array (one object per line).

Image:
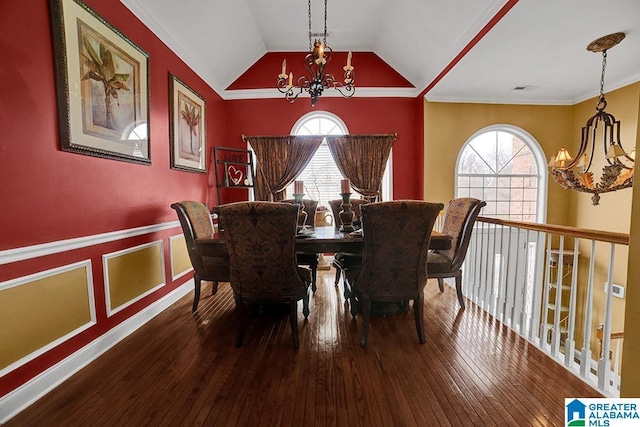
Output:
[
  {"xmin": 549, "ymin": 32, "xmax": 634, "ymax": 206},
  {"xmin": 276, "ymin": 0, "xmax": 355, "ymax": 106}
]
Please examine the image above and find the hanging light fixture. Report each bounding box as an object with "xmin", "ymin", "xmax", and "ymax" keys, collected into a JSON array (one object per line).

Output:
[
  {"xmin": 276, "ymin": 0, "xmax": 355, "ymax": 106},
  {"xmin": 549, "ymin": 32, "xmax": 634, "ymax": 206}
]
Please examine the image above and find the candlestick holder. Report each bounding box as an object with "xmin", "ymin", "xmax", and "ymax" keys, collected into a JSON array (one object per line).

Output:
[
  {"xmin": 293, "ymin": 193, "xmax": 307, "ymax": 228},
  {"xmin": 339, "ymin": 192, "xmax": 355, "ymax": 232}
]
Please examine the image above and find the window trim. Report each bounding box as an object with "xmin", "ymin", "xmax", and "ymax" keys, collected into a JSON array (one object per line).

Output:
[{"xmin": 454, "ymin": 124, "xmax": 548, "ymax": 223}]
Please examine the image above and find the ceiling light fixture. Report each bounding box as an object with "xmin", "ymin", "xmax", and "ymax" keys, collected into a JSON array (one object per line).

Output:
[
  {"xmin": 549, "ymin": 32, "xmax": 634, "ymax": 206},
  {"xmin": 276, "ymin": 0, "xmax": 355, "ymax": 106}
]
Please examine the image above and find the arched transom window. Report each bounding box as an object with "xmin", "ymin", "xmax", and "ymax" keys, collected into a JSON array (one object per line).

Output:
[{"xmin": 455, "ymin": 125, "xmax": 547, "ymax": 222}]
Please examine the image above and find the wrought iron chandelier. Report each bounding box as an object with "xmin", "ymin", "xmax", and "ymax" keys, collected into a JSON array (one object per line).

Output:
[
  {"xmin": 276, "ymin": 0, "xmax": 355, "ymax": 106},
  {"xmin": 549, "ymin": 32, "xmax": 635, "ymax": 206}
]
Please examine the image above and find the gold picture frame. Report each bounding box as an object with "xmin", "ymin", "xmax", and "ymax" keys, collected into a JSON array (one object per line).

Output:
[
  {"xmin": 50, "ymin": 0, "xmax": 150, "ymax": 164},
  {"xmin": 169, "ymin": 73, "xmax": 206, "ymax": 173}
]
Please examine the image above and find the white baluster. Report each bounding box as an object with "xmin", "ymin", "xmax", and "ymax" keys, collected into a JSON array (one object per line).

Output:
[
  {"xmin": 551, "ymin": 235, "xmax": 565, "ymax": 358},
  {"xmin": 518, "ymin": 230, "xmax": 531, "ymax": 336},
  {"xmin": 580, "ymin": 240, "xmax": 596, "ymax": 379},
  {"xmin": 598, "ymin": 244, "xmax": 616, "ymax": 392},
  {"xmin": 528, "ymin": 231, "xmax": 545, "ymax": 343},
  {"xmin": 539, "ymin": 234, "xmax": 553, "ymax": 348},
  {"xmin": 496, "ymin": 225, "xmax": 506, "ymax": 321},
  {"xmin": 564, "ymin": 238, "xmax": 579, "ymax": 367}
]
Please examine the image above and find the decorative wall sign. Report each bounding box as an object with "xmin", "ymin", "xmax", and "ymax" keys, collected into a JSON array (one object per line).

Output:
[
  {"xmin": 50, "ymin": 0, "xmax": 150, "ymax": 164},
  {"xmin": 169, "ymin": 74, "xmax": 206, "ymax": 173}
]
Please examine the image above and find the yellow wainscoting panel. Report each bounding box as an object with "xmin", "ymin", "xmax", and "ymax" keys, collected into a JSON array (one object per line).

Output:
[
  {"xmin": 103, "ymin": 240, "xmax": 165, "ymax": 316},
  {"xmin": 169, "ymin": 234, "xmax": 192, "ymax": 280},
  {"xmin": 0, "ymin": 261, "xmax": 95, "ymax": 373}
]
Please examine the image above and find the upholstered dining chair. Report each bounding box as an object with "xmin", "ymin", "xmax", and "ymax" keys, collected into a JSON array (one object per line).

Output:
[
  {"xmin": 216, "ymin": 201, "xmax": 312, "ymax": 348},
  {"xmin": 427, "ymin": 198, "xmax": 486, "ymax": 309},
  {"xmin": 171, "ymin": 201, "xmax": 230, "ymax": 314},
  {"xmin": 328, "ymin": 198, "xmax": 368, "ymax": 295},
  {"xmin": 345, "ymin": 201, "xmax": 444, "ymax": 347},
  {"xmin": 283, "ymin": 198, "xmax": 319, "ymax": 292}
]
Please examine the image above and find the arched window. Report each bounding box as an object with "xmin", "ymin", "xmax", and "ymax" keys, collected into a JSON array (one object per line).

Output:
[
  {"xmin": 455, "ymin": 125, "xmax": 547, "ymax": 223},
  {"xmin": 285, "ymin": 111, "xmax": 392, "ymax": 205}
]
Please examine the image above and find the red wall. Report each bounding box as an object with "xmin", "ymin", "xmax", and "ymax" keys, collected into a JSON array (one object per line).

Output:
[
  {"xmin": 224, "ymin": 51, "xmax": 422, "ymax": 201},
  {"xmin": 0, "ymin": 0, "xmax": 225, "ymax": 252},
  {"xmin": 224, "ymin": 97, "xmax": 423, "ymax": 200},
  {"xmin": 0, "ymin": 0, "xmax": 226, "ymax": 398}
]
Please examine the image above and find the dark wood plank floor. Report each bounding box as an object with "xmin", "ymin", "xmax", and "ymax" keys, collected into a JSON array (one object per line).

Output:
[{"xmin": 7, "ymin": 267, "xmax": 600, "ymax": 426}]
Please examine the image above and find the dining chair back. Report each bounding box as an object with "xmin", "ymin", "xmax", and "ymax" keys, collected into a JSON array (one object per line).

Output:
[
  {"xmin": 171, "ymin": 201, "xmax": 230, "ymax": 313},
  {"xmin": 216, "ymin": 201, "xmax": 312, "ymax": 348},
  {"xmin": 346, "ymin": 200, "xmax": 444, "ymax": 347},
  {"xmin": 427, "ymin": 198, "xmax": 486, "ymax": 308}
]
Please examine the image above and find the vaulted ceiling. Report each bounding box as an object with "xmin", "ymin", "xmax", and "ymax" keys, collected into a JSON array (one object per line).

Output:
[{"xmin": 121, "ymin": 0, "xmax": 640, "ymax": 105}]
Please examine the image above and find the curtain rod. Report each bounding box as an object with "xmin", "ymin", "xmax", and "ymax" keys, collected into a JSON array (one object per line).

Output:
[{"xmin": 242, "ymin": 133, "xmax": 397, "ymax": 141}]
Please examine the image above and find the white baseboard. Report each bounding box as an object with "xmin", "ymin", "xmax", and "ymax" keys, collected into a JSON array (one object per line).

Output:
[{"xmin": 0, "ymin": 280, "xmax": 192, "ymax": 424}]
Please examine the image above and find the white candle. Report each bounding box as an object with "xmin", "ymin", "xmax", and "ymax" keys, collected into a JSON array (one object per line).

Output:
[
  {"xmin": 295, "ymin": 180, "xmax": 304, "ymax": 194},
  {"xmin": 281, "ymin": 59, "xmax": 286, "ymax": 76},
  {"xmin": 340, "ymin": 178, "xmax": 350, "ymax": 193},
  {"xmin": 346, "ymin": 51, "xmax": 352, "ymax": 68},
  {"xmin": 288, "ymin": 72, "xmax": 293, "ymax": 87}
]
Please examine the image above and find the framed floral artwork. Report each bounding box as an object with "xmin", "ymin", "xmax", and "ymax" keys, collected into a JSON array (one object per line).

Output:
[
  {"xmin": 50, "ymin": 0, "xmax": 150, "ymax": 164},
  {"xmin": 169, "ymin": 74, "xmax": 206, "ymax": 173}
]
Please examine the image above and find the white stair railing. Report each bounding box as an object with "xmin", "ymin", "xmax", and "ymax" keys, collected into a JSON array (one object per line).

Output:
[{"xmin": 462, "ymin": 217, "xmax": 629, "ymax": 397}]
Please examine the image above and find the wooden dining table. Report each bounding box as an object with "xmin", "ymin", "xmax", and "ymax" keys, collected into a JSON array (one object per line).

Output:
[{"xmin": 195, "ymin": 225, "xmax": 452, "ymax": 257}]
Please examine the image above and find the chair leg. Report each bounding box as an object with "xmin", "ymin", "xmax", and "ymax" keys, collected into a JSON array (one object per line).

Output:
[
  {"xmin": 360, "ymin": 295, "xmax": 371, "ymax": 348},
  {"xmin": 414, "ymin": 290, "xmax": 426, "ymax": 344},
  {"xmin": 211, "ymin": 281, "xmax": 219, "ymax": 295},
  {"xmin": 334, "ymin": 267, "xmax": 341, "ymax": 286},
  {"xmin": 302, "ymin": 288, "xmax": 310, "ymax": 319},
  {"xmin": 343, "ymin": 271, "xmax": 351, "ymax": 299},
  {"xmin": 310, "ymin": 261, "xmax": 318, "ymax": 293},
  {"xmin": 234, "ymin": 296, "xmax": 245, "ymax": 348},
  {"xmin": 437, "ymin": 278, "xmax": 444, "ymax": 292},
  {"xmin": 192, "ymin": 275, "xmax": 202, "ymax": 314},
  {"xmin": 455, "ymin": 272, "xmax": 465, "ymax": 309},
  {"xmin": 290, "ymin": 300, "xmax": 300, "ymax": 348},
  {"xmin": 349, "ymin": 291, "xmax": 359, "ymax": 317}
]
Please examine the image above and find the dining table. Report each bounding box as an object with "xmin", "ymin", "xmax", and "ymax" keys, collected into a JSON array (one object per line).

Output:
[{"xmin": 195, "ymin": 225, "xmax": 452, "ymax": 257}]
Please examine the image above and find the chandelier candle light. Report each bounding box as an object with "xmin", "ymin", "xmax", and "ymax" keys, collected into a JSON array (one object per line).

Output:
[
  {"xmin": 549, "ymin": 32, "xmax": 635, "ymax": 206},
  {"xmin": 277, "ymin": 0, "xmax": 355, "ymax": 106}
]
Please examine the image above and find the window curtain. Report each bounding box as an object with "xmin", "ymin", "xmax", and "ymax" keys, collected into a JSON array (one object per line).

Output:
[
  {"xmin": 244, "ymin": 135, "xmax": 324, "ymax": 201},
  {"xmin": 325, "ymin": 134, "xmax": 396, "ymax": 201}
]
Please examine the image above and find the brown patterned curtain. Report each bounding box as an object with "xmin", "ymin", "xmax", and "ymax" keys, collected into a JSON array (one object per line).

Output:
[
  {"xmin": 244, "ymin": 135, "xmax": 324, "ymax": 201},
  {"xmin": 325, "ymin": 134, "xmax": 396, "ymax": 201}
]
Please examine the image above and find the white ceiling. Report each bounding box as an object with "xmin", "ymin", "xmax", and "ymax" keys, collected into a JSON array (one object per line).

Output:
[{"xmin": 121, "ymin": 0, "xmax": 640, "ymax": 105}]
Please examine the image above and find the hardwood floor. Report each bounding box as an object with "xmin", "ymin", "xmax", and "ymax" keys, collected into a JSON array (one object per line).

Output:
[{"xmin": 7, "ymin": 268, "xmax": 601, "ymax": 426}]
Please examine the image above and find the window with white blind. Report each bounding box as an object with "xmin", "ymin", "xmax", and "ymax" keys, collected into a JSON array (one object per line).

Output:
[{"xmin": 281, "ymin": 111, "xmax": 391, "ymax": 207}]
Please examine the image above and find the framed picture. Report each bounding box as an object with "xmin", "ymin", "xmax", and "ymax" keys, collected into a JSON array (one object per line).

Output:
[
  {"xmin": 169, "ymin": 74, "xmax": 206, "ymax": 173},
  {"xmin": 50, "ymin": 0, "xmax": 150, "ymax": 164}
]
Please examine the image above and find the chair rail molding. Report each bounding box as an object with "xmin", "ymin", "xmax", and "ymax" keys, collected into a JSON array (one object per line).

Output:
[{"xmin": 0, "ymin": 221, "xmax": 181, "ymax": 266}]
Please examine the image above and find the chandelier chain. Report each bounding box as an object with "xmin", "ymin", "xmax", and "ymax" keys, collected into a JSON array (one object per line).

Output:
[
  {"xmin": 323, "ymin": 0, "xmax": 328, "ymax": 45},
  {"xmin": 599, "ymin": 50, "xmax": 607, "ymax": 99},
  {"xmin": 308, "ymin": 0, "xmax": 312, "ymax": 52}
]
